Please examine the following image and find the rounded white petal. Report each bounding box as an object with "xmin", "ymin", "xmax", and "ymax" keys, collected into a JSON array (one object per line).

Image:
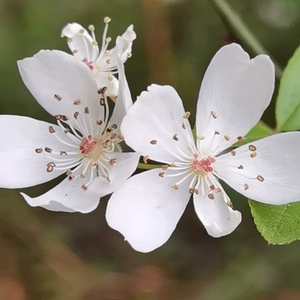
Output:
[
  {"xmin": 61, "ymin": 22, "xmax": 99, "ymax": 61},
  {"xmin": 21, "ymin": 176, "xmax": 100, "ymax": 213},
  {"xmin": 215, "ymin": 132, "xmax": 300, "ymax": 205},
  {"xmin": 193, "ymin": 179, "xmax": 242, "ymax": 237},
  {"xmin": 0, "ymin": 115, "xmax": 74, "ymax": 188},
  {"xmin": 106, "ymin": 168, "xmax": 190, "ymax": 253},
  {"xmin": 17, "ymin": 50, "xmax": 103, "ymax": 133},
  {"xmin": 89, "ymin": 152, "xmax": 140, "ymax": 195},
  {"xmin": 121, "ymin": 84, "xmax": 195, "ymax": 164},
  {"xmin": 196, "ymin": 43, "xmax": 275, "ymax": 155}
]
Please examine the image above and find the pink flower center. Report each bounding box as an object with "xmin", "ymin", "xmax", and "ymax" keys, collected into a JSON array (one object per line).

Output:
[
  {"xmin": 192, "ymin": 155, "xmax": 215, "ymax": 173},
  {"xmin": 80, "ymin": 135, "xmax": 97, "ymax": 155},
  {"xmin": 82, "ymin": 58, "xmax": 94, "ymax": 70}
]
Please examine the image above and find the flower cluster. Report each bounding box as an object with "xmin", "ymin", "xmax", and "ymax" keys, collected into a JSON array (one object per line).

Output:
[{"xmin": 1, "ymin": 18, "xmax": 300, "ymax": 253}]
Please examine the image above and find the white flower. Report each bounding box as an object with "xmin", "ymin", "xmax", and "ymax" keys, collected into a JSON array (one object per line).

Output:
[
  {"xmin": 106, "ymin": 43, "xmax": 300, "ymax": 252},
  {"xmin": 0, "ymin": 49, "xmax": 139, "ymax": 213},
  {"xmin": 61, "ymin": 17, "xmax": 136, "ymax": 98}
]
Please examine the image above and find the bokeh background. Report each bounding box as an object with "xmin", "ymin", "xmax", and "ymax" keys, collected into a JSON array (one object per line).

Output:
[{"xmin": 0, "ymin": 0, "xmax": 300, "ymax": 299}]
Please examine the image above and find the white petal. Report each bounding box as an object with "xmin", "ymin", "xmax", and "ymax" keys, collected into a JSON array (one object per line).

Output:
[
  {"xmin": 109, "ymin": 25, "xmax": 137, "ymax": 63},
  {"xmin": 21, "ymin": 176, "xmax": 100, "ymax": 213},
  {"xmin": 107, "ymin": 52, "xmax": 133, "ymax": 134},
  {"xmin": 0, "ymin": 115, "xmax": 74, "ymax": 188},
  {"xmin": 195, "ymin": 43, "xmax": 275, "ymax": 155},
  {"xmin": 61, "ymin": 23, "xmax": 99, "ymax": 61},
  {"xmin": 121, "ymin": 84, "xmax": 195, "ymax": 164},
  {"xmin": 106, "ymin": 168, "xmax": 190, "ymax": 253},
  {"xmin": 18, "ymin": 50, "xmax": 102, "ymax": 133},
  {"xmin": 215, "ymin": 132, "xmax": 300, "ymax": 205},
  {"xmin": 193, "ymin": 178, "xmax": 242, "ymax": 237},
  {"xmin": 89, "ymin": 152, "xmax": 140, "ymax": 195}
]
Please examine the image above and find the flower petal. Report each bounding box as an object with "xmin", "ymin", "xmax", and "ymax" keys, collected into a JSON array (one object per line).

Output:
[
  {"xmin": 0, "ymin": 115, "xmax": 73, "ymax": 188},
  {"xmin": 121, "ymin": 84, "xmax": 195, "ymax": 164},
  {"xmin": 193, "ymin": 179, "xmax": 242, "ymax": 237},
  {"xmin": 21, "ymin": 176, "xmax": 100, "ymax": 213},
  {"xmin": 61, "ymin": 23, "xmax": 99, "ymax": 62},
  {"xmin": 215, "ymin": 132, "xmax": 300, "ymax": 205},
  {"xmin": 106, "ymin": 168, "xmax": 190, "ymax": 253},
  {"xmin": 18, "ymin": 50, "xmax": 102, "ymax": 133},
  {"xmin": 195, "ymin": 43, "xmax": 275, "ymax": 155},
  {"xmin": 108, "ymin": 49, "xmax": 133, "ymax": 133}
]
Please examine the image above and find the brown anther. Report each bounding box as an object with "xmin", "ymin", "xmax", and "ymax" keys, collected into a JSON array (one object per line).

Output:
[
  {"xmin": 231, "ymin": 150, "xmax": 236, "ymax": 156},
  {"xmin": 80, "ymin": 174, "xmax": 85, "ymax": 178},
  {"xmin": 215, "ymin": 188, "xmax": 221, "ymax": 193},
  {"xmin": 143, "ymin": 156, "xmax": 149, "ymax": 164},
  {"xmin": 79, "ymin": 29, "xmax": 85, "ymax": 34},
  {"xmin": 67, "ymin": 37, "xmax": 72, "ymax": 43},
  {"xmin": 108, "ymin": 75, "xmax": 113, "ymax": 81},
  {"xmin": 73, "ymin": 99, "xmax": 81, "ymax": 105},
  {"xmin": 197, "ymin": 136, "xmax": 205, "ymax": 140},
  {"xmin": 162, "ymin": 165, "xmax": 169, "ymax": 170},
  {"xmin": 47, "ymin": 162, "xmax": 55, "ymax": 167},
  {"xmin": 226, "ymin": 201, "xmax": 233, "ymax": 208},
  {"xmin": 214, "ymin": 130, "xmax": 220, "ymax": 135},
  {"xmin": 173, "ymin": 134, "xmax": 178, "ymax": 141},
  {"xmin": 81, "ymin": 184, "xmax": 88, "ymax": 191},
  {"xmin": 111, "ymin": 124, "xmax": 117, "ymax": 129},
  {"xmin": 224, "ymin": 135, "xmax": 230, "ymax": 141},
  {"xmin": 54, "ymin": 94, "xmax": 62, "ymax": 101},
  {"xmin": 211, "ymin": 111, "xmax": 217, "ymax": 119},
  {"xmin": 96, "ymin": 120, "xmax": 103, "ymax": 125},
  {"xmin": 35, "ymin": 148, "xmax": 43, "ymax": 153},
  {"xmin": 208, "ymin": 194, "xmax": 214, "ymax": 200},
  {"xmin": 194, "ymin": 189, "xmax": 199, "ymax": 194},
  {"xmin": 72, "ymin": 49, "xmax": 78, "ymax": 54},
  {"xmin": 55, "ymin": 115, "xmax": 62, "ymax": 120},
  {"xmin": 111, "ymin": 133, "xmax": 117, "ymax": 139},
  {"xmin": 183, "ymin": 112, "xmax": 190, "ymax": 119},
  {"xmin": 47, "ymin": 165, "xmax": 54, "ymax": 172},
  {"xmin": 66, "ymin": 170, "xmax": 72, "ymax": 176},
  {"xmin": 118, "ymin": 134, "xmax": 124, "ymax": 141},
  {"xmin": 172, "ymin": 185, "xmax": 179, "ymax": 190},
  {"xmin": 45, "ymin": 147, "xmax": 52, "ymax": 153},
  {"xmin": 64, "ymin": 128, "xmax": 70, "ymax": 133},
  {"xmin": 100, "ymin": 98, "xmax": 105, "ymax": 106},
  {"xmin": 106, "ymin": 59, "xmax": 111, "ymax": 64},
  {"xmin": 170, "ymin": 162, "xmax": 176, "ymax": 167},
  {"xmin": 61, "ymin": 115, "xmax": 69, "ymax": 121},
  {"xmin": 250, "ymin": 152, "xmax": 257, "ymax": 158},
  {"xmin": 159, "ymin": 172, "xmax": 164, "ymax": 177},
  {"xmin": 97, "ymin": 87, "xmax": 108, "ymax": 95},
  {"xmin": 68, "ymin": 175, "xmax": 74, "ymax": 181},
  {"xmin": 49, "ymin": 126, "xmax": 55, "ymax": 133},
  {"xmin": 60, "ymin": 151, "xmax": 67, "ymax": 156},
  {"xmin": 182, "ymin": 123, "xmax": 186, "ymax": 129},
  {"xmin": 210, "ymin": 185, "xmax": 215, "ymax": 190},
  {"xmin": 74, "ymin": 112, "xmax": 79, "ymax": 119},
  {"xmin": 237, "ymin": 136, "xmax": 245, "ymax": 142},
  {"xmin": 257, "ymin": 175, "xmax": 264, "ymax": 182},
  {"xmin": 189, "ymin": 188, "xmax": 194, "ymax": 194},
  {"xmin": 244, "ymin": 183, "xmax": 249, "ymax": 190},
  {"xmin": 238, "ymin": 165, "xmax": 244, "ymax": 169},
  {"xmin": 84, "ymin": 107, "xmax": 89, "ymax": 114},
  {"xmin": 109, "ymin": 158, "xmax": 117, "ymax": 166},
  {"xmin": 150, "ymin": 140, "xmax": 157, "ymax": 145},
  {"xmin": 249, "ymin": 145, "xmax": 256, "ymax": 151},
  {"xmin": 92, "ymin": 41, "xmax": 98, "ymax": 46}
]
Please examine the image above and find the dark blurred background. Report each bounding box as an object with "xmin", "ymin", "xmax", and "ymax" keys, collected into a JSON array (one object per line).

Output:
[{"xmin": 0, "ymin": 0, "xmax": 300, "ymax": 299}]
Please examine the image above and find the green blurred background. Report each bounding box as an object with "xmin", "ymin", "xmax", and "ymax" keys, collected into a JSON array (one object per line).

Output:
[{"xmin": 0, "ymin": 0, "xmax": 300, "ymax": 299}]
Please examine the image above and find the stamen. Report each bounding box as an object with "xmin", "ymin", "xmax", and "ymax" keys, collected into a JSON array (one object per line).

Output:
[
  {"xmin": 215, "ymin": 188, "xmax": 221, "ymax": 193},
  {"xmin": 45, "ymin": 147, "xmax": 52, "ymax": 153},
  {"xmin": 214, "ymin": 130, "xmax": 220, "ymax": 135},
  {"xmin": 162, "ymin": 165, "xmax": 169, "ymax": 170},
  {"xmin": 85, "ymin": 107, "xmax": 89, "ymax": 114},
  {"xmin": 224, "ymin": 135, "xmax": 230, "ymax": 141},
  {"xmin": 250, "ymin": 152, "xmax": 257, "ymax": 158},
  {"xmin": 173, "ymin": 134, "xmax": 178, "ymax": 141},
  {"xmin": 208, "ymin": 194, "xmax": 214, "ymax": 200},
  {"xmin": 35, "ymin": 148, "xmax": 43, "ymax": 153},
  {"xmin": 143, "ymin": 156, "xmax": 150, "ymax": 164},
  {"xmin": 104, "ymin": 16, "xmax": 111, "ymax": 23},
  {"xmin": 237, "ymin": 136, "xmax": 245, "ymax": 142},
  {"xmin": 183, "ymin": 112, "xmax": 190, "ymax": 119},
  {"xmin": 96, "ymin": 120, "xmax": 103, "ymax": 125},
  {"xmin": 100, "ymin": 98, "xmax": 105, "ymax": 106},
  {"xmin": 74, "ymin": 112, "xmax": 79, "ymax": 119},
  {"xmin": 60, "ymin": 151, "xmax": 67, "ymax": 156},
  {"xmin": 73, "ymin": 99, "xmax": 81, "ymax": 105},
  {"xmin": 211, "ymin": 111, "xmax": 217, "ymax": 119},
  {"xmin": 197, "ymin": 136, "xmax": 205, "ymax": 140},
  {"xmin": 238, "ymin": 165, "xmax": 243, "ymax": 169},
  {"xmin": 257, "ymin": 175, "xmax": 264, "ymax": 182},
  {"xmin": 150, "ymin": 140, "xmax": 157, "ymax": 145},
  {"xmin": 249, "ymin": 145, "xmax": 256, "ymax": 151},
  {"xmin": 182, "ymin": 123, "xmax": 186, "ymax": 129},
  {"xmin": 244, "ymin": 183, "xmax": 249, "ymax": 190},
  {"xmin": 54, "ymin": 94, "xmax": 62, "ymax": 101},
  {"xmin": 231, "ymin": 150, "xmax": 236, "ymax": 156},
  {"xmin": 159, "ymin": 172, "xmax": 164, "ymax": 177},
  {"xmin": 226, "ymin": 201, "xmax": 233, "ymax": 208},
  {"xmin": 49, "ymin": 126, "xmax": 55, "ymax": 133},
  {"xmin": 172, "ymin": 184, "xmax": 179, "ymax": 190},
  {"xmin": 81, "ymin": 184, "xmax": 88, "ymax": 191}
]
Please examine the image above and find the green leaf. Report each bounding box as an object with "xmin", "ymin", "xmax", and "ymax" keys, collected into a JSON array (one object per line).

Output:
[
  {"xmin": 234, "ymin": 121, "xmax": 273, "ymax": 147},
  {"xmin": 276, "ymin": 46, "xmax": 300, "ymax": 131},
  {"xmin": 249, "ymin": 200, "xmax": 300, "ymax": 245}
]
